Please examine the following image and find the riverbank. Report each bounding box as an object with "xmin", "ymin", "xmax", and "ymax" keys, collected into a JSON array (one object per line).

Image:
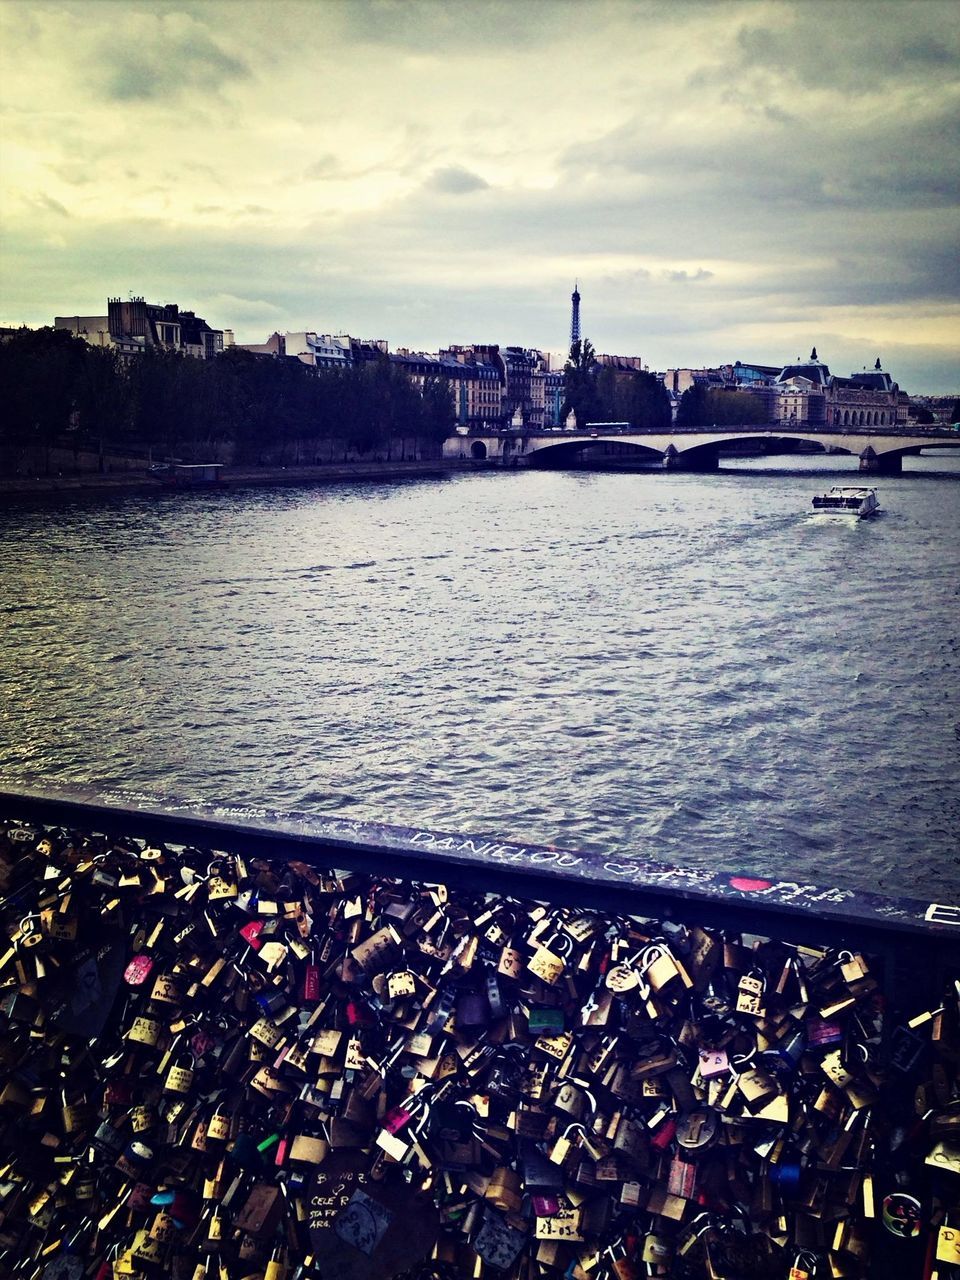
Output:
[{"xmin": 0, "ymin": 458, "xmax": 485, "ymax": 498}]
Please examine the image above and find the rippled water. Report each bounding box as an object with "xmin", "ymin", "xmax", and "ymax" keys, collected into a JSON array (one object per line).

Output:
[{"xmin": 2, "ymin": 453, "xmax": 959, "ymax": 899}]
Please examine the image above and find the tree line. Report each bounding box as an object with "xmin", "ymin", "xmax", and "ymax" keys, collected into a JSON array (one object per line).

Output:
[
  {"xmin": 562, "ymin": 339, "xmax": 774, "ymax": 430},
  {"xmin": 0, "ymin": 327, "xmax": 456, "ymax": 464},
  {"xmin": 562, "ymin": 339, "xmax": 673, "ymax": 430}
]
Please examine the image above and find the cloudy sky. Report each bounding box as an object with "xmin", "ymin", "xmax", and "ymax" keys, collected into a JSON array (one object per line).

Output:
[{"xmin": 2, "ymin": 0, "xmax": 958, "ymax": 391}]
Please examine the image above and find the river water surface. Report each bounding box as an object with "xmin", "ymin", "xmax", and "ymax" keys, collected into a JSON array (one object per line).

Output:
[{"xmin": 3, "ymin": 454, "xmax": 959, "ymax": 899}]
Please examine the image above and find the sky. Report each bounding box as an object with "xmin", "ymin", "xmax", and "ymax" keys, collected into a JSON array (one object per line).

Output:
[{"xmin": 1, "ymin": 0, "xmax": 958, "ymax": 392}]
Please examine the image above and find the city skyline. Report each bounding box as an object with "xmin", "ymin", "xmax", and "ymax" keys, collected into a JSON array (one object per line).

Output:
[{"xmin": 1, "ymin": 0, "xmax": 958, "ymax": 392}]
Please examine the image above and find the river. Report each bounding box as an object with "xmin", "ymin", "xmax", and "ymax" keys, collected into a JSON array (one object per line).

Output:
[{"xmin": 2, "ymin": 452, "xmax": 959, "ymax": 900}]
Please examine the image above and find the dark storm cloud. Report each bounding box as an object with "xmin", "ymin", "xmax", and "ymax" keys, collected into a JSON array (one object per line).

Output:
[
  {"xmin": 98, "ymin": 22, "xmax": 250, "ymax": 102},
  {"xmin": 560, "ymin": 95, "xmax": 960, "ymax": 216},
  {"xmin": 424, "ymin": 166, "xmax": 490, "ymax": 195},
  {"xmin": 730, "ymin": 4, "xmax": 960, "ymax": 94},
  {"xmin": 335, "ymin": 0, "xmax": 557, "ymax": 51}
]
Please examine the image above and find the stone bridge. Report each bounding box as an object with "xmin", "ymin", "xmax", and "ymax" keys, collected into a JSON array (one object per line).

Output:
[{"xmin": 443, "ymin": 424, "xmax": 960, "ymax": 472}]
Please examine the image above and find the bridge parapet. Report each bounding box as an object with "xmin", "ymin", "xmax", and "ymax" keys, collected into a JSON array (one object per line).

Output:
[
  {"xmin": 0, "ymin": 782, "xmax": 957, "ymax": 1280},
  {"xmin": 443, "ymin": 424, "xmax": 960, "ymax": 467}
]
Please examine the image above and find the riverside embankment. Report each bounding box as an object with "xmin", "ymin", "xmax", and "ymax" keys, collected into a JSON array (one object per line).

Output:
[{"xmin": 0, "ymin": 457, "xmax": 484, "ymax": 498}]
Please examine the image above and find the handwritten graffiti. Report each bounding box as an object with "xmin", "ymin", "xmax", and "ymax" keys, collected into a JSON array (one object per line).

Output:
[
  {"xmin": 410, "ymin": 831, "xmax": 584, "ymax": 868},
  {"xmin": 11, "ymin": 782, "xmax": 954, "ymax": 937}
]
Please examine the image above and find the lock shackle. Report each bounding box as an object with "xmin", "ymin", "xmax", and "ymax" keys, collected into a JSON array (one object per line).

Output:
[
  {"xmin": 835, "ymin": 949, "xmax": 854, "ymax": 963},
  {"xmin": 684, "ymin": 1210, "xmax": 716, "ymax": 1241},
  {"xmin": 638, "ymin": 943, "xmax": 668, "ymax": 969},
  {"xmin": 549, "ymin": 931, "xmax": 574, "ymax": 958},
  {"xmin": 403, "ymin": 1082, "xmax": 436, "ymax": 1117},
  {"xmin": 793, "ymin": 1248, "xmax": 820, "ymax": 1270},
  {"xmin": 495, "ymin": 908, "xmax": 518, "ymax": 933},
  {"xmin": 557, "ymin": 1121, "xmax": 586, "ymax": 1142},
  {"xmin": 492, "ymin": 1042, "xmax": 526, "ymax": 1071},
  {"xmin": 449, "ymin": 1098, "xmax": 485, "ymax": 1137},
  {"xmin": 729, "ymin": 1049, "xmax": 756, "ymax": 1078},
  {"xmin": 566, "ymin": 1079, "xmax": 598, "ymax": 1115}
]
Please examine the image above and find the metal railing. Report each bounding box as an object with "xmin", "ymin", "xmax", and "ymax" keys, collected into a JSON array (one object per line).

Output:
[{"xmin": 2, "ymin": 781, "xmax": 956, "ymax": 1004}]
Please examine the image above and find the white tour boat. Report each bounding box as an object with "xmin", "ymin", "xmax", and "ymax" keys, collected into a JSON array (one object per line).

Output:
[{"xmin": 811, "ymin": 486, "xmax": 880, "ymax": 518}]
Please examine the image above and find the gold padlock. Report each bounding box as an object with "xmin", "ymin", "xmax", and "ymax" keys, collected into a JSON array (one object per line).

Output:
[
  {"xmin": 639, "ymin": 943, "xmax": 681, "ymax": 994},
  {"xmin": 164, "ymin": 1056, "xmax": 195, "ymax": 1095},
  {"xmin": 485, "ymin": 1165, "xmax": 522, "ymax": 1213},
  {"xmin": 642, "ymin": 1232, "xmax": 672, "ymax": 1265},
  {"xmin": 206, "ymin": 1105, "xmax": 232, "ymax": 1143},
  {"xmin": 387, "ymin": 969, "xmax": 417, "ymax": 999},
  {"xmin": 207, "ymin": 873, "xmax": 238, "ymax": 901},
  {"xmin": 149, "ymin": 972, "xmax": 181, "ymax": 1005},
  {"xmin": 549, "ymin": 1122, "xmax": 583, "ymax": 1165},
  {"xmin": 130, "ymin": 1104, "xmax": 156, "ymax": 1133},
  {"xmin": 736, "ymin": 968, "xmax": 766, "ymax": 1016},
  {"xmin": 128, "ymin": 1015, "xmax": 161, "ymax": 1046},
  {"xmin": 528, "ymin": 945, "xmax": 566, "ymax": 985},
  {"xmin": 839, "ymin": 950, "xmax": 869, "ymax": 983}
]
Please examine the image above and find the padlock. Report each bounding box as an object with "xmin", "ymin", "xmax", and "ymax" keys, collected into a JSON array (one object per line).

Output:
[
  {"xmin": 456, "ymin": 988, "xmax": 489, "ymax": 1027},
  {"xmin": 838, "ymin": 949, "xmax": 869, "ymax": 983},
  {"xmin": 604, "ymin": 1235, "xmax": 639, "ymax": 1280},
  {"xmin": 127, "ymin": 1015, "xmax": 161, "ymax": 1046},
  {"xmin": 736, "ymin": 1062, "xmax": 779, "ymax": 1112},
  {"xmin": 638, "ymin": 942, "xmax": 682, "ymax": 995},
  {"xmin": 528, "ymin": 930, "xmax": 571, "ymax": 985},
  {"xmin": 787, "ymin": 1248, "xmax": 819, "ymax": 1279},
  {"xmin": 485, "ymin": 1165, "xmax": 522, "ymax": 1213},
  {"xmin": 114, "ymin": 1138, "xmax": 154, "ymax": 1179},
  {"xmin": 553, "ymin": 1079, "xmax": 589, "ymax": 1119},
  {"xmin": 667, "ymin": 1154, "xmax": 697, "ymax": 1198},
  {"xmin": 549, "ymin": 1121, "xmax": 584, "ymax": 1165},
  {"xmin": 736, "ymin": 967, "xmax": 766, "ymax": 1017},
  {"xmin": 698, "ymin": 1046, "xmax": 730, "ymax": 1079},
  {"xmin": 612, "ymin": 1114, "xmax": 647, "ymax": 1163},
  {"xmin": 163, "ymin": 1054, "xmax": 195, "ymax": 1094},
  {"xmin": 207, "ymin": 871, "xmax": 238, "ymax": 901},
  {"xmin": 675, "ymin": 1106, "xmax": 719, "ymax": 1153},
  {"xmin": 149, "ymin": 971, "xmax": 181, "ymax": 1004}
]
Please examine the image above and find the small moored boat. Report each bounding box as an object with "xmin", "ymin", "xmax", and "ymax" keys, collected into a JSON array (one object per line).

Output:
[{"xmin": 811, "ymin": 486, "xmax": 880, "ymax": 518}]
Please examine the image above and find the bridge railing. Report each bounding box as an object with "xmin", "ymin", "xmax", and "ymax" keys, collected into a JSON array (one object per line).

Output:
[{"xmin": 1, "ymin": 781, "xmax": 957, "ymax": 1280}]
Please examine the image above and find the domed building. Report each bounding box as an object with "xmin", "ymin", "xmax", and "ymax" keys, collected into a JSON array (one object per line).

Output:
[{"xmin": 773, "ymin": 350, "xmax": 907, "ymax": 429}]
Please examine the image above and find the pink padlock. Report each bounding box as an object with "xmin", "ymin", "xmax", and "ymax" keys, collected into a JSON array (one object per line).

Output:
[
  {"xmin": 124, "ymin": 954, "xmax": 154, "ymax": 985},
  {"xmin": 383, "ymin": 1105, "xmax": 413, "ymax": 1135},
  {"xmin": 302, "ymin": 963, "xmax": 321, "ymax": 1002},
  {"xmin": 190, "ymin": 1028, "xmax": 216, "ymax": 1058},
  {"xmin": 698, "ymin": 1047, "xmax": 730, "ymax": 1080},
  {"xmin": 239, "ymin": 920, "xmax": 264, "ymax": 950}
]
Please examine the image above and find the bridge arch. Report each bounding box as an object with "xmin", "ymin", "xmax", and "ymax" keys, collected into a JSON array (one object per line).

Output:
[
  {"xmin": 525, "ymin": 437, "xmax": 664, "ymax": 468},
  {"xmin": 470, "ymin": 441, "xmax": 487, "ymax": 460}
]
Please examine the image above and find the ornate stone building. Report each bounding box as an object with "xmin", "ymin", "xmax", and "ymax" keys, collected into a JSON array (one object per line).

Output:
[{"xmin": 774, "ymin": 350, "xmax": 907, "ymax": 428}]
